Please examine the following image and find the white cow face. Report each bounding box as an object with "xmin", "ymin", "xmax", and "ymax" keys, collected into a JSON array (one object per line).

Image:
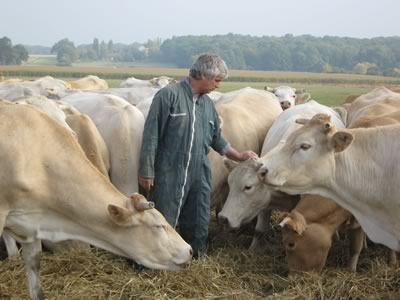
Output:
[
  {"xmin": 218, "ymin": 158, "xmax": 272, "ymax": 229},
  {"xmin": 273, "ymin": 86, "xmax": 296, "ymax": 110},
  {"xmin": 258, "ymin": 114, "xmax": 353, "ymax": 196},
  {"xmin": 108, "ymin": 193, "xmax": 192, "ymax": 270},
  {"xmin": 265, "ymin": 86, "xmax": 311, "ymax": 110}
]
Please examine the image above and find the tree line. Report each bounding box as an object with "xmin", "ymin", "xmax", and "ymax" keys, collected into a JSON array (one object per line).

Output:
[{"xmin": 2, "ymin": 34, "xmax": 400, "ymax": 76}]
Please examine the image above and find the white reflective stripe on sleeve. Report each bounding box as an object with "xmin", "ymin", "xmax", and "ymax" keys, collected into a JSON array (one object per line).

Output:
[{"xmin": 174, "ymin": 95, "xmax": 198, "ymax": 228}]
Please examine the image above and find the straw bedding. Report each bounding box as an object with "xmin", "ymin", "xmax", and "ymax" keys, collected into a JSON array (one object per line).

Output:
[{"xmin": 0, "ymin": 213, "xmax": 399, "ymax": 300}]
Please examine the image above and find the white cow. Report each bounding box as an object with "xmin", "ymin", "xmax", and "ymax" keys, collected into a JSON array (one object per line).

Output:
[
  {"xmin": 0, "ymin": 85, "xmax": 38, "ymax": 101},
  {"xmin": 265, "ymin": 86, "xmax": 311, "ymax": 110},
  {"xmin": 219, "ymin": 100, "xmax": 347, "ymax": 248},
  {"xmin": 259, "ymin": 112, "xmax": 400, "ymax": 251},
  {"xmin": 61, "ymin": 92, "xmax": 144, "ymax": 196},
  {"xmin": 120, "ymin": 75, "xmax": 176, "ymax": 88},
  {"xmin": 209, "ymin": 87, "xmax": 283, "ymax": 212},
  {"xmin": 0, "ymin": 104, "xmax": 192, "ymax": 300}
]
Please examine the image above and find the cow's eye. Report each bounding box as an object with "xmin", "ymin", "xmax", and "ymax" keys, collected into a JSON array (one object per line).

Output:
[
  {"xmin": 244, "ymin": 185, "xmax": 252, "ymax": 191},
  {"xmin": 300, "ymin": 143, "xmax": 311, "ymax": 150}
]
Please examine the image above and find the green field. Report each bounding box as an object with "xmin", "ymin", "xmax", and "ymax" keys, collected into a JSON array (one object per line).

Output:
[{"xmin": 1, "ymin": 64, "xmax": 399, "ymax": 106}]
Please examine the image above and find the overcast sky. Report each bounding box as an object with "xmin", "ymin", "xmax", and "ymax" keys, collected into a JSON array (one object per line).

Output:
[{"xmin": 3, "ymin": 0, "xmax": 399, "ymax": 47}]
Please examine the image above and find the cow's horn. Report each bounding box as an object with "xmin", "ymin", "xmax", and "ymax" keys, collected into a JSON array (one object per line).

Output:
[{"xmin": 131, "ymin": 193, "xmax": 155, "ymax": 211}]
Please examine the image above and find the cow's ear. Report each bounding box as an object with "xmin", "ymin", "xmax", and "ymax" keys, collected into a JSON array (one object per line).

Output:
[
  {"xmin": 295, "ymin": 92, "xmax": 311, "ymax": 104},
  {"xmin": 279, "ymin": 211, "xmax": 307, "ymax": 235},
  {"xmin": 331, "ymin": 131, "xmax": 353, "ymax": 152},
  {"xmin": 264, "ymin": 86, "xmax": 274, "ymax": 92},
  {"xmin": 223, "ymin": 158, "xmax": 238, "ymax": 172},
  {"xmin": 108, "ymin": 204, "xmax": 134, "ymax": 226}
]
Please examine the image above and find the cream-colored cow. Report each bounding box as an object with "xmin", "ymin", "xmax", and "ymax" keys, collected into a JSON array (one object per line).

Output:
[
  {"xmin": 259, "ymin": 112, "xmax": 400, "ymax": 251},
  {"xmin": 68, "ymin": 75, "xmax": 108, "ymax": 90},
  {"xmin": 0, "ymin": 104, "xmax": 192, "ymax": 300}
]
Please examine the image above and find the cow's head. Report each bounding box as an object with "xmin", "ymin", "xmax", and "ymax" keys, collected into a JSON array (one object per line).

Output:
[
  {"xmin": 218, "ymin": 157, "xmax": 271, "ymax": 230},
  {"xmin": 108, "ymin": 193, "xmax": 192, "ymax": 270},
  {"xmin": 280, "ymin": 211, "xmax": 332, "ymax": 272},
  {"xmin": 265, "ymin": 86, "xmax": 310, "ymax": 110},
  {"xmin": 258, "ymin": 114, "xmax": 354, "ymax": 196}
]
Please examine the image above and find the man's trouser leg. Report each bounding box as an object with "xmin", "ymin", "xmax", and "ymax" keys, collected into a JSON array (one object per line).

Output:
[{"xmin": 178, "ymin": 188, "xmax": 210, "ymax": 258}]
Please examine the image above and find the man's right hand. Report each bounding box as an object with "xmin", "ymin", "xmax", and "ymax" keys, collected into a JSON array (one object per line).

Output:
[{"xmin": 139, "ymin": 176, "xmax": 154, "ymax": 191}]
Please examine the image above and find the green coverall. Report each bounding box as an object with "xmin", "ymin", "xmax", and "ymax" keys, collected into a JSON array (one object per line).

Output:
[{"xmin": 139, "ymin": 78, "xmax": 228, "ymax": 257}]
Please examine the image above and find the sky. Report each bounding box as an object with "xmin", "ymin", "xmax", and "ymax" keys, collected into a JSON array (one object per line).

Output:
[{"xmin": 2, "ymin": 0, "xmax": 400, "ymax": 47}]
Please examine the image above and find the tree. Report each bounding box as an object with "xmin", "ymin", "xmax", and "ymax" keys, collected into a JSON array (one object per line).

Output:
[
  {"xmin": 99, "ymin": 40, "xmax": 108, "ymax": 60},
  {"xmin": 0, "ymin": 36, "xmax": 29, "ymax": 65},
  {"xmin": 12, "ymin": 44, "xmax": 29, "ymax": 64},
  {"xmin": 51, "ymin": 38, "xmax": 78, "ymax": 66},
  {"xmin": 92, "ymin": 38, "xmax": 100, "ymax": 58}
]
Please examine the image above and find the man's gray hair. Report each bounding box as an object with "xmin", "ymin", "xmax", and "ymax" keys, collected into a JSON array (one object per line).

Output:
[{"xmin": 189, "ymin": 53, "xmax": 228, "ymax": 80}]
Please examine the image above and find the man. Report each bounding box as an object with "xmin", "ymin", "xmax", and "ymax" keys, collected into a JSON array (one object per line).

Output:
[{"xmin": 139, "ymin": 53, "xmax": 256, "ymax": 258}]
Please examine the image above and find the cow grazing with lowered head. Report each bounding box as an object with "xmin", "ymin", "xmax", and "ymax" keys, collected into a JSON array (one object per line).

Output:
[{"xmin": 0, "ymin": 104, "xmax": 192, "ymax": 300}]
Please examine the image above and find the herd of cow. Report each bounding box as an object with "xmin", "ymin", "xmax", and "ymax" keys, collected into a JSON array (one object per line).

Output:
[{"xmin": 0, "ymin": 75, "xmax": 399, "ymax": 299}]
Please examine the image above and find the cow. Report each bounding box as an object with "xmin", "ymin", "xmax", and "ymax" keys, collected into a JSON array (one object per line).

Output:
[
  {"xmin": 0, "ymin": 76, "xmax": 71, "ymax": 99},
  {"xmin": 68, "ymin": 75, "xmax": 108, "ymax": 90},
  {"xmin": 265, "ymin": 86, "xmax": 311, "ymax": 110},
  {"xmin": 258, "ymin": 112, "xmax": 400, "ymax": 251},
  {"xmin": 61, "ymin": 92, "xmax": 145, "ymax": 196},
  {"xmin": 0, "ymin": 104, "xmax": 192, "ymax": 300},
  {"xmin": 209, "ymin": 87, "xmax": 283, "ymax": 213},
  {"xmin": 2, "ymin": 98, "xmax": 110, "ymax": 254},
  {"xmin": 13, "ymin": 95, "xmax": 72, "ymax": 133},
  {"xmin": 218, "ymin": 100, "xmax": 346, "ymax": 249},
  {"xmin": 0, "ymin": 85, "xmax": 38, "ymax": 101},
  {"xmin": 345, "ymin": 86, "xmax": 400, "ymax": 125},
  {"xmin": 275, "ymin": 91, "xmax": 400, "ymax": 272},
  {"xmin": 279, "ymin": 195, "xmax": 363, "ymax": 272},
  {"xmin": 280, "ymin": 194, "xmax": 397, "ymax": 273},
  {"xmin": 120, "ymin": 75, "xmax": 176, "ymax": 88}
]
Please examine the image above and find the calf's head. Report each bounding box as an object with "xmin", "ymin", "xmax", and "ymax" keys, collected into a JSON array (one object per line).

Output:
[{"xmin": 280, "ymin": 212, "xmax": 332, "ymax": 272}]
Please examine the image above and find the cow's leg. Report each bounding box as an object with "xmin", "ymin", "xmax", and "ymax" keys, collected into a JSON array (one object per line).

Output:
[
  {"xmin": 21, "ymin": 240, "xmax": 44, "ymax": 300},
  {"xmin": 387, "ymin": 249, "xmax": 397, "ymax": 266},
  {"xmin": 347, "ymin": 227, "xmax": 365, "ymax": 272},
  {"xmin": 248, "ymin": 209, "xmax": 271, "ymax": 251},
  {"xmin": 2, "ymin": 232, "xmax": 19, "ymax": 257}
]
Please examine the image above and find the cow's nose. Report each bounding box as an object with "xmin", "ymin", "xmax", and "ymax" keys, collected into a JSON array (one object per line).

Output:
[
  {"xmin": 217, "ymin": 214, "xmax": 228, "ymax": 225},
  {"xmin": 281, "ymin": 101, "xmax": 291, "ymax": 110}
]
